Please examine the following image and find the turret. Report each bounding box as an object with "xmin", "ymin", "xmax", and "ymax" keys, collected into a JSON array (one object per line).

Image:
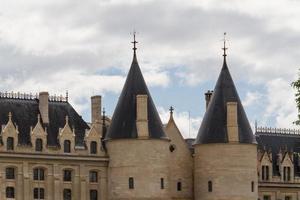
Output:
[
  {"xmin": 193, "ymin": 35, "xmax": 258, "ymax": 200},
  {"xmin": 105, "ymin": 34, "xmax": 170, "ymax": 200}
]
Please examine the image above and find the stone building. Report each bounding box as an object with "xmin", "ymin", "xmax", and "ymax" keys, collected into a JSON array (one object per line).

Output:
[{"xmin": 0, "ymin": 37, "xmax": 299, "ymax": 200}]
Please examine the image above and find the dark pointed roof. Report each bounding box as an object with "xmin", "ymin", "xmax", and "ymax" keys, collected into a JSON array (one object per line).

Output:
[
  {"xmin": 105, "ymin": 52, "xmax": 167, "ymax": 140},
  {"xmin": 194, "ymin": 57, "xmax": 254, "ymax": 145}
]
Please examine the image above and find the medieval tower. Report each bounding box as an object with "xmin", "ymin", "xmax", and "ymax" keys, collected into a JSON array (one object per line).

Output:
[
  {"xmin": 105, "ymin": 35, "xmax": 171, "ymax": 200},
  {"xmin": 193, "ymin": 43, "xmax": 258, "ymax": 200}
]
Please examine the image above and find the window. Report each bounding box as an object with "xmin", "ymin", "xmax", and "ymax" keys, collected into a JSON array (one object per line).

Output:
[
  {"xmin": 160, "ymin": 178, "xmax": 164, "ymax": 189},
  {"xmin": 35, "ymin": 138, "xmax": 43, "ymax": 152},
  {"xmin": 263, "ymin": 195, "xmax": 271, "ymax": 200},
  {"xmin": 90, "ymin": 141, "xmax": 97, "ymax": 154},
  {"xmin": 7, "ymin": 137, "xmax": 14, "ymax": 150},
  {"xmin": 284, "ymin": 167, "xmax": 291, "ymax": 182},
  {"xmin": 129, "ymin": 177, "xmax": 134, "ymax": 189},
  {"xmin": 177, "ymin": 181, "xmax": 182, "ymax": 191},
  {"xmin": 64, "ymin": 140, "xmax": 71, "ymax": 153},
  {"xmin": 285, "ymin": 196, "xmax": 291, "ymax": 200},
  {"xmin": 208, "ymin": 181, "xmax": 212, "ymax": 192},
  {"xmin": 34, "ymin": 188, "xmax": 45, "ymax": 199},
  {"xmin": 262, "ymin": 166, "xmax": 269, "ymax": 181},
  {"xmin": 251, "ymin": 181, "xmax": 254, "ymax": 192},
  {"xmin": 33, "ymin": 168, "xmax": 45, "ymax": 181},
  {"xmin": 63, "ymin": 170, "xmax": 72, "ymax": 182},
  {"xmin": 6, "ymin": 187, "xmax": 15, "ymax": 198},
  {"xmin": 90, "ymin": 190, "xmax": 98, "ymax": 200},
  {"xmin": 89, "ymin": 171, "xmax": 98, "ymax": 183},
  {"xmin": 6, "ymin": 167, "xmax": 15, "ymax": 179},
  {"xmin": 63, "ymin": 189, "xmax": 72, "ymax": 200}
]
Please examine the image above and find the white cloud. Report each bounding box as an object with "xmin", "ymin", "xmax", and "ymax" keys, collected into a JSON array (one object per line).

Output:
[
  {"xmin": 243, "ymin": 91, "xmax": 262, "ymax": 107},
  {"xmin": 263, "ymin": 78, "xmax": 298, "ymax": 128},
  {"xmin": 0, "ymin": 0, "xmax": 300, "ymax": 129}
]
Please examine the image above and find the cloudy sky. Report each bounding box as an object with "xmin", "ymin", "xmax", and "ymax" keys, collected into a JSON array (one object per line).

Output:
[{"xmin": 0, "ymin": 0, "xmax": 299, "ymax": 138}]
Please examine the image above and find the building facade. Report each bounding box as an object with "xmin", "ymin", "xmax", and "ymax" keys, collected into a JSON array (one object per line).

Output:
[{"xmin": 0, "ymin": 39, "xmax": 298, "ymax": 200}]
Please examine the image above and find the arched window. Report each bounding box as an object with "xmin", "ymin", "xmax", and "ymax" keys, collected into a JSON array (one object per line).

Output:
[
  {"xmin": 262, "ymin": 165, "xmax": 269, "ymax": 181},
  {"xmin": 129, "ymin": 177, "xmax": 134, "ymax": 189},
  {"xmin": 64, "ymin": 140, "xmax": 71, "ymax": 153},
  {"xmin": 6, "ymin": 187, "xmax": 15, "ymax": 198},
  {"xmin": 284, "ymin": 166, "xmax": 291, "ymax": 181},
  {"xmin": 90, "ymin": 190, "xmax": 98, "ymax": 200},
  {"xmin": 90, "ymin": 141, "xmax": 97, "ymax": 154},
  {"xmin": 33, "ymin": 168, "xmax": 45, "ymax": 181},
  {"xmin": 287, "ymin": 167, "xmax": 291, "ymax": 181},
  {"xmin": 208, "ymin": 181, "xmax": 213, "ymax": 192},
  {"xmin": 6, "ymin": 167, "xmax": 15, "ymax": 179},
  {"xmin": 7, "ymin": 137, "xmax": 14, "ymax": 150},
  {"xmin": 35, "ymin": 138, "xmax": 43, "ymax": 152},
  {"xmin": 160, "ymin": 178, "xmax": 164, "ymax": 189},
  {"xmin": 177, "ymin": 181, "xmax": 182, "ymax": 191},
  {"xmin": 89, "ymin": 171, "xmax": 98, "ymax": 183}
]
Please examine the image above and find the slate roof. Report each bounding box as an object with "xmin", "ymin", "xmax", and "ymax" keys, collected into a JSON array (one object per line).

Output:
[
  {"xmin": 105, "ymin": 52, "xmax": 167, "ymax": 140},
  {"xmin": 0, "ymin": 98, "xmax": 89, "ymax": 146},
  {"xmin": 256, "ymin": 130, "xmax": 300, "ymax": 176},
  {"xmin": 194, "ymin": 57, "xmax": 254, "ymax": 145}
]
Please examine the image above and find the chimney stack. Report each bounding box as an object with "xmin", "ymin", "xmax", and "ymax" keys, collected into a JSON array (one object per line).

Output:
[
  {"xmin": 91, "ymin": 95, "xmax": 102, "ymax": 124},
  {"xmin": 39, "ymin": 92, "xmax": 49, "ymax": 124},
  {"xmin": 136, "ymin": 94, "xmax": 149, "ymax": 138},
  {"xmin": 227, "ymin": 102, "xmax": 239, "ymax": 142},
  {"xmin": 205, "ymin": 90, "xmax": 213, "ymax": 109}
]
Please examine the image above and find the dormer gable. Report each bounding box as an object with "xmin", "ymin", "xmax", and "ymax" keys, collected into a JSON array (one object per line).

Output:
[
  {"xmin": 1, "ymin": 112, "xmax": 19, "ymax": 151},
  {"xmin": 58, "ymin": 115, "xmax": 75, "ymax": 153},
  {"xmin": 259, "ymin": 148, "xmax": 272, "ymax": 164},
  {"xmin": 165, "ymin": 108, "xmax": 191, "ymax": 155},
  {"xmin": 2, "ymin": 112, "xmax": 19, "ymax": 136},
  {"xmin": 31, "ymin": 114, "xmax": 47, "ymax": 152},
  {"xmin": 31, "ymin": 114, "xmax": 47, "ymax": 136}
]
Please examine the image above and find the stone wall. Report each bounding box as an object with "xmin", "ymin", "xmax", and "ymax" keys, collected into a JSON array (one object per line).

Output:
[
  {"xmin": 107, "ymin": 139, "xmax": 171, "ymax": 200},
  {"xmin": 194, "ymin": 143, "xmax": 258, "ymax": 200}
]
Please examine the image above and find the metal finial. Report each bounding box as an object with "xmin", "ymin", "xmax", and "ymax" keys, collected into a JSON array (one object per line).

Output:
[
  {"xmin": 222, "ymin": 32, "xmax": 228, "ymax": 57},
  {"xmin": 169, "ymin": 106, "xmax": 174, "ymax": 115},
  {"xmin": 131, "ymin": 31, "xmax": 138, "ymax": 52},
  {"xmin": 102, "ymin": 107, "xmax": 106, "ymax": 118},
  {"xmin": 66, "ymin": 90, "xmax": 69, "ymax": 102}
]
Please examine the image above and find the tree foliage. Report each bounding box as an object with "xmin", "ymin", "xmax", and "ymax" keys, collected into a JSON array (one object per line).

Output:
[{"xmin": 291, "ymin": 71, "xmax": 300, "ymax": 125}]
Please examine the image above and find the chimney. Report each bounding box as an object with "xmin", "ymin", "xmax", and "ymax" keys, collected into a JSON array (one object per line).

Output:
[
  {"xmin": 91, "ymin": 95, "xmax": 102, "ymax": 124},
  {"xmin": 136, "ymin": 94, "xmax": 149, "ymax": 138},
  {"xmin": 227, "ymin": 102, "xmax": 239, "ymax": 142},
  {"xmin": 205, "ymin": 90, "xmax": 213, "ymax": 109},
  {"xmin": 39, "ymin": 92, "xmax": 49, "ymax": 124}
]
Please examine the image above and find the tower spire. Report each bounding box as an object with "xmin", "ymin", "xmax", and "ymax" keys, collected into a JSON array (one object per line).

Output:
[
  {"xmin": 222, "ymin": 32, "xmax": 228, "ymax": 57},
  {"xmin": 131, "ymin": 31, "xmax": 138, "ymax": 54}
]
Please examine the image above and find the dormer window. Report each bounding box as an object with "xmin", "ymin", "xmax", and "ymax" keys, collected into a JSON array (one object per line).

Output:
[
  {"xmin": 7, "ymin": 137, "xmax": 14, "ymax": 151},
  {"xmin": 90, "ymin": 141, "xmax": 97, "ymax": 154},
  {"xmin": 283, "ymin": 166, "xmax": 291, "ymax": 181},
  {"xmin": 35, "ymin": 138, "xmax": 43, "ymax": 152},
  {"xmin": 262, "ymin": 165, "xmax": 269, "ymax": 181},
  {"xmin": 64, "ymin": 140, "xmax": 71, "ymax": 153}
]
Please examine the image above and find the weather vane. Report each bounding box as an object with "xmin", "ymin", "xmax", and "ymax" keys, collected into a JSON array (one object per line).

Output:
[
  {"xmin": 222, "ymin": 32, "xmax": 228, "ymax": 57},
  {"xmin": 131, "ymin": 31, "xmax": 138, "ymax": 52}
]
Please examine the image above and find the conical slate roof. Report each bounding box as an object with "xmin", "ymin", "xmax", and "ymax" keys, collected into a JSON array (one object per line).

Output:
[
  {"xmin": 105, "ymin": 52, "xmax": 167, "ymax": 140},
  {"xmin": 194, "ymin": 57, "xmax": 254, "ymax": 145}
]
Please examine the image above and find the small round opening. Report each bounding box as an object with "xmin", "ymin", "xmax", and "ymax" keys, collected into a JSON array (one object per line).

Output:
[{"xmin": 169, "ymin": 144, "xmax": 176, "ymax": 152}]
